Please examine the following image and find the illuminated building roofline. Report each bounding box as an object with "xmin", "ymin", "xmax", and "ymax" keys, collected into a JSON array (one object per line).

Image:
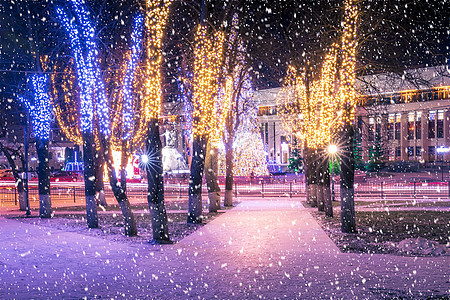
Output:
[{"xmin": 356, "ymin": 65, "xmax": 450, "ymax": 96}]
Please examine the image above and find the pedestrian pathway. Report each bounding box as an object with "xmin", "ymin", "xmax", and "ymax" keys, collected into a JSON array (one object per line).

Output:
[{"xmin": 0, "ymin": 198, "xmax": 448, "ymax": 299}]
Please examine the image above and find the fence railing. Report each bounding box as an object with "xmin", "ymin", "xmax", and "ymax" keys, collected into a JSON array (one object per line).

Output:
[{"xmin": 1, "ymin": 178, "xmax": 449, "ymax": 208}]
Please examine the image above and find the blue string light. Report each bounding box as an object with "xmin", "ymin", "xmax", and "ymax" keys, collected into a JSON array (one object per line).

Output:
[
  {"xmin": 122, "ymin": 13, "xmax": 144, "ymax": 140},
  {"xmin": 19, "ymin": 74, "xmax": 51, "ymax": 140},
  {"xmin": 56, "ymin": 0, "xmax": 110, "ymax": 135},
  {"xmin": 56, "ymin": 6, "xmax": 93, "ymax": 133},
  {"xmin": 176, "ymin": 68, "xmax": 193, "ymax": 139}
]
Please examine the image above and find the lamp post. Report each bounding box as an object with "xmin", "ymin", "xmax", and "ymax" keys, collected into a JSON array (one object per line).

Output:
[
  {"xmin": 24, "ymin": 115, "xmax": 31, "ymax": 216},
  {"xmin": 436, "ymin": 146, "xmax": 449, "ymax": 182},
  {"xmin": 328, "ymin": 144, "xmax": 338, "ymax": 202}
]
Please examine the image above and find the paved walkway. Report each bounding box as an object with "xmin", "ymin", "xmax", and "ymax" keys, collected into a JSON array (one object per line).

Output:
[{"xmin": 0, "ymin": 199, "xmax": 449, "ymax": 299}]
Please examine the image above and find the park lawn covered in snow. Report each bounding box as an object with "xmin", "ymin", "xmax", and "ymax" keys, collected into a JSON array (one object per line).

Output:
[
  {"xmin": 311, "ymin": 209, "xmax": 449, "ymax": 256},
  {"xmin": 10, "ymin": 209, "xmax": 224, "ymax": 245}
]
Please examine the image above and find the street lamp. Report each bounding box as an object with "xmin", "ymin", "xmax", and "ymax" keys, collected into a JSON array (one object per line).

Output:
[
  {"xmin": 436, "ymin": 146, "xmax": 449, "ymax": 182},
  {"xmin": 328, "ymin": 144, "xmax": 338, "ymax": 202}
]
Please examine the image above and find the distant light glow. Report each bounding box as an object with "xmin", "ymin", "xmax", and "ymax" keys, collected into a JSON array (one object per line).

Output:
[{"xmin": 437, "ymin": 146, "xmax": 449, "ymax": 153}]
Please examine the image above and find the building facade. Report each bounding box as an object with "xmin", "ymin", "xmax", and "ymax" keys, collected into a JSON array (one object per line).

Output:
[{"xmin": 357, "ymin": 66, "xmax": 450, "ymax": 163}]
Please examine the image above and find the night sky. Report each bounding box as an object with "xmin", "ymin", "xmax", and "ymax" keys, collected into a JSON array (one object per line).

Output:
[{"xmin": 0, "ymin": 0, "xmax": 447, "ymax": 128}]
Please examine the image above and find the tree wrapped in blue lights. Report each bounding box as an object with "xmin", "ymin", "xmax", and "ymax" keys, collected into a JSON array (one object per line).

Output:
[
  {"xmin": 116, "ymin": 13, "xmax": 144, "ymax": 192},
  {"xmin": 100, "ymin": 13, "xmax": 146, "ymax": 238},
  {"xmin": 56, "ymin": 0, "xmax": 138, "ymax": 236},
  {"xmin": 56, "ymin": 0, "xmax": 99, "ymax": 229},
  {"xmin": 122, "ymin": 14, "xmax": 144, "ymax": 141},
  {"xmin": 19, "ymin": 74, "xmax": 52, "ymax": 218}
]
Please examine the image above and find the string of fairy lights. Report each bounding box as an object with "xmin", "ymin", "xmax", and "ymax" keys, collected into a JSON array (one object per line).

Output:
[
  {"xmin": 70, "ymin": 0, "xmax": 110, "ymax": 136},
  {"xmin": 278, "ymin": 0, "xmax": 358, "ymax": 150},
  {"xmin": 51, "ymin": 61, "xmax": 83, "ymax": 145},
  {"xmin": 132, "ymin": 0, "xmax": 172, "ymax": 148},
  {"xmin": 122, "ymin": 14, "xmax": 144, "ymax": 141},
  {"xmin": 19, "ymin": 74, "xmax": 52, "ymax": 140},
  {"xmin": 177, "ymin": 69, "xmax": 194, "ymax": 139},
  {"xmin": 210, "ymin": 75, "xmax": 232, "ymax": 147},
  {"xmin": 338, "ymin": 0, "xmax": 358, "ymax": 125},
  {"xmin": 56, "ymin": 4, "xmax": 94, "ymax": 134},
  {"xmin": 52, "ymin": 0, "xmax": 172, "ymax": 155},
  {"xmin": 192, "ymin": 24, "xmax": 224, "ymax": 138}
]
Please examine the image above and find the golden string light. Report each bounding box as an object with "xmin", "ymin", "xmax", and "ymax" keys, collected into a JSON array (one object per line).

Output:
[
  {"xmin": 210, "ymin": 75, "xmax": 232, "ymax": 146},
  {"xmin": 49, "ymin": 60, "xmax": 103, "ymax": 149},
  {"xmin": 278, "ymin": 0, "xmax": 358, "ymax": 150},
  {"xmin": 192, "ymin": 24, "xmax": 225, "ymax": 138},
  {"xmin": 317, "ymin": 45, "xmax": 339, "ymax": 144},
  {"xmin": 338, "ymin": 0, "xmax": 358, "ymax": 125},
  {"xmin": 108, "ymin": 57, "xmax": 128, "ymax": 151},
  {"xmin": 50, "ymin": 1, "xmax": 172, "ymax": 155},
  {"xmin": 50, "ymin": 61, "xmax": 83, "ymax": 145},
  {"xmin": 132, "ymin": 0, "xmax": 172, "ymax": 148}
]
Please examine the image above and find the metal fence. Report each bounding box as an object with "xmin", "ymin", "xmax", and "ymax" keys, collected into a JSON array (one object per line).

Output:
[{"xmin": 1, "ymin": 178, "xmax": 450, "ymax": 208}]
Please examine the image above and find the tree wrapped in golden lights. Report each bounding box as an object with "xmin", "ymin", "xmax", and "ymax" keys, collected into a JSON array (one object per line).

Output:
[
  {"xmin": 50, "ymin": 62, "xmax": 83, "ymax": 146},
  {"xmin": 278, "ymin": 49, "xmax": 338, "ymax": 216},
  {"xmin": 338, "ymin": 0, "xmax": 358, "ymax": 233},
  {"xmin": 50, "ymin": 60, "xmax": 108, "ymax": 208},
  {"xmin": 188, "ymin": 22, "xmax": 224, "ymax": 224},
  {"xmin": 204, "ymin": 70, "xmax": 231, "ymax": 213},
  {"xmin": 278, "ymin": 0, "xmax": 358, "ymax": 222},
  {"xmin": 138, "ymin": 0, "xmax": 173, "ymax": 243},
  {"xmin": 278, "ymin": 47, "xmax": 339, "ymax": 154}
]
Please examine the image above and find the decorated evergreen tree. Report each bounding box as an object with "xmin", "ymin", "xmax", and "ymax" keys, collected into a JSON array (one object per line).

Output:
[
  {"xmin": 219, "ymin": 84, "xmax": 268, "ymax": 177},
  {"xmin": 288, "ymin": 148, "xmax": 303, "ymax": 173}
]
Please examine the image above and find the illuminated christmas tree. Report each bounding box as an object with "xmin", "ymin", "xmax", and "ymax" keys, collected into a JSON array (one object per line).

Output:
[{"xmin": 218, "ymin": 76, "xmax": 268, "ymax": 177}]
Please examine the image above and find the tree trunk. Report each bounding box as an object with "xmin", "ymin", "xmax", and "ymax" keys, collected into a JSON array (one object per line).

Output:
[
  {"xmin": 304, "ymin": 146, "xmax": 311, "ymax": 205},
  {"xmin": 188, "ymin": 135, "xmax": 206, "ymax": 223},
  {"xmin": 317, "ymin": 153, "xmax": 325, "ymax": 212},
  {"xmin": 0, "ymin": 144, "xmax": 27, "ymax": 210},
  {"xmin": 306, "ymin": 147, "xmax": 318, "ymax": 207},
  {"xmin": 83, "ymin": 132, "xmax": 98, "ymax": 228},
  {"xmin": 323, "ymin": 156, "xmax": 333, "ymax": 217},
  {"xmin": 340, "ymin": 123, "xmax": 356, "ymax": 233},
  {"xmin": 146, "ymin": 120, "xmax": 172, "ymax": 243},
  {"xmin": 120, "ymin": 140, "xmax": 127, "ymax": 191},
  {"xmin": 102, "ymin": 138, "xmax": 137, "ymax": 237},
  {"xmin": 94, "ymin": 151, "xmax": 107, "ymax": 206},
  {"xmin": 205, "ymin": 140, "xmax": 220, "ymax": 212},
  {"xmin": 36, "ymin": 138, "xmax": 52, "ymax": 218},
  {"xmin": 224, "ymin": 136, "xmax": 233, "ymax": 206}
]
